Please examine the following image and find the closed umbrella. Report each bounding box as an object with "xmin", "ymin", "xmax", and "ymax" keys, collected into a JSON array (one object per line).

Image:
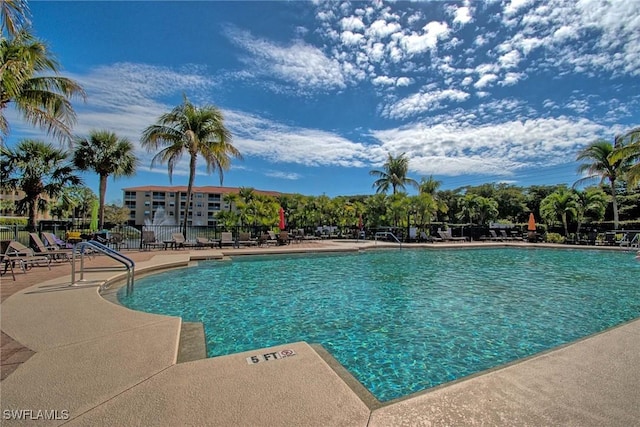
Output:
[
  {"xmin": 527, "ymin": 212, "xmax": 536, "ymax": 242},
  {"xmin": 279, "ymin": 207, "xmax": 286, "ymax": 230},
  {"xmin": 90, "ymin": 200, "xmax": 99, "ymax": 232}
]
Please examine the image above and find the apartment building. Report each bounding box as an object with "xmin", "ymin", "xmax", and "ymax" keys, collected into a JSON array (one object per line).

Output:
[
  {"xmin": 0, "ymin": 190, "xmax": 52, "ymax": 221},
  {"xmin": 123, "ymin": 186, "xmax": 281, "ymax": 226}
]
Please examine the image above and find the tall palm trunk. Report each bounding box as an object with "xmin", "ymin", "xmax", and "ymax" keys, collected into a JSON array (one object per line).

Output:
[
  {"xmin": 562, "ymin": 212, "xmax": 569, "ymax": 237},
  {"xmin": 27, "ymin": 197, "xmax": 38, "ymax": 231},
  {"xmin": 98, "ymin": 174, "xmax": 107, "ymax": 229},
  {"xmin": 610, "ymin": 179, "xmax": 619, "ymax": 229},
  {"xmin": 183, "ymin": 154, "xmax": 197, "ymax": 236}
]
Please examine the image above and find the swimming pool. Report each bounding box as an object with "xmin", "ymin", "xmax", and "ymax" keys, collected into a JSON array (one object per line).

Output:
[{"xmin": 118, "ymin": 247, "xmax": 640, "ymax": 402}]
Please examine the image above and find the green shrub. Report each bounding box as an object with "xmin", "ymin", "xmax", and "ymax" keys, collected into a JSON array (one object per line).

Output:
[
  {"xmin": 545, "ymin": 232, "xmax": 565, "ymax": 243},
  {"xmin": 0, "ymin": 217, "xmax": 28, "ymax": 226}
]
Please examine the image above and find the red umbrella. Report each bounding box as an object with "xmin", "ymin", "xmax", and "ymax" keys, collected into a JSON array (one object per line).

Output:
[
  {"xmin": 527, "ymin": 212, "xmax": 537, "ymax": 242},
  {"xmin": 279, "ymin": 207, "xmax": 286, "ymax": 230},
  {"xmin": 527, "ymin": 212, "xmax": 536, "ymax": 231}
]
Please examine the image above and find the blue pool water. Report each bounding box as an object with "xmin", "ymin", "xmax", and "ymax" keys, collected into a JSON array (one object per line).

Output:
[{"xmin": 118, "ymin": 248, "xmax": 640, "ymax": 402}]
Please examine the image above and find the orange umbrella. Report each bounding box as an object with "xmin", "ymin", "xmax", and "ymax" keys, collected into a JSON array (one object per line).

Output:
[
  {"xmin": 279, "ymin": 207, "xmax": 286, "ymax": 230},
  {"xmin": 528, "ymin": 212, "xmax": 536, "ymax": 232}
]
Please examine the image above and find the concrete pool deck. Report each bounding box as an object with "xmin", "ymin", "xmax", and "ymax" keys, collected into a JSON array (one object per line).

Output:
[{"xmin": 1, "ymin": 241, "xmax": 639, "ymax": 425}]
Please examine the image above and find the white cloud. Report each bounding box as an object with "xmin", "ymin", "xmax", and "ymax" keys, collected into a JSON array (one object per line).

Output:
[
  {"xmin": 399, "ymin": 21, "xmax": 450, "ymax": 55},
  {"xmin": 500, "ymin": 72, "xmax": 523, "ymax": 86},
  {"xmin": 382, "ymin": 89, "xmax": 470, "ymax": 119},
  {"xmin": 371, "ymin": 117, "xmax": 608, "ymax": 177},
  {"xmin": 366, "ymin": 19, "xmax": 402, "ymax": 39},
  {"xmin": 453, "ymin": 6, "xmax": 473, "ymax": 25},
  {"xmin": 225, "ymin": 26, "xmax": 349, "ymax": 93},
  {"xmin": 473, "ymin": 73, "xmax": 498, "ymax": 89},
  {"xmin": 265, "ymin": 171, "xmax": 302, "ymax": 180},
  {"xmin": 395, "ymin": 77, "xmax": 413, "ymax": 87},
  {"xmin": 341, "ymin": 31, "xmax": 364, "ymax": 45},
  {"xmin": 340, "ymin": 16, "xmax": 365, "ymax": 32},
  {"xmin": 498, "ymin": 50, "xmax": 521, "ymax": 68},
  {"xmin": 504, "ymin": 0, "xmax": 534, "ymax": 17},
  {"xmin": 372, "ymin": 75, "xmax": 396, "ymax": 86},
  {"xmin": 224, "ymin": 110, "xmax": 370, "ymax": 168}
]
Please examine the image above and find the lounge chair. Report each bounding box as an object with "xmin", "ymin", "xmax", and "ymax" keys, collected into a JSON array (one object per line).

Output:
[
  {"xmin": 196, "ymin": 237, "xmax": 219, "ymax": 249},
  {"xmin": 5, "ymin": 241, "xmax": 51, "ymax": 271},
  {"xmin": 438, "ymin": 230, "xmax": 468, "ymax": 242},
  {"xmin": 480, "ymin": 230, "xmax": 502, "ymax": 242},
  {"xmin": 499, "ymin": 230, "xmax": 515, "ymax": 241},
  {"xmin": 108, "ymin": 232, "xmax": 127, "ymax": 250},
  {"xmin": 238, "ymin": 232, "xmax": 258, "ymax": 247},
  {"xmin": 29, "ymin": 232, "xmax": 72, "ymax": 262},
  {"xmin": 171, "ymin": 233, "xmax": 198, "ymax": 249},
  {"xmin": 219, "ymin": 232, "xmax": 236, "ymax": 248},
  {"xmin": 1, "ymin": 240, "xmax": 16, "ymax": 280},
  {"xmin": 277, "ymin": 231, "xmax": 290, "ymax": 245},
  {"xmin": 141, "ymin": 231, "xmax": 164, "ymax": 250},
  {"xmin": 419, "ymin": 231, "xmax": 442, "ymax": 242},
  {"xmin": 43, "ymin": 232, "xmax": 74, "ymax": 249},
  {"xmin": 259, "ymin": 232, "xmax": 278, "ymax": 246}
]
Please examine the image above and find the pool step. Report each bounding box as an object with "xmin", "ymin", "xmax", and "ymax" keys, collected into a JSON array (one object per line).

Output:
[{"xmin": 177, "ymin": 322, "xmax": 207, "ymax": 363}]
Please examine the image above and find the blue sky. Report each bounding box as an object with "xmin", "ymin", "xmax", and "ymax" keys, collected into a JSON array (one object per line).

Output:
[{"xmin": 7, "ymin": 0, "xmax": 640, "ymax": 203}]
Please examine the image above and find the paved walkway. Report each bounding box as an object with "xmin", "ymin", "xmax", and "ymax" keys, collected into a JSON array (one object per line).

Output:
[{"xmin": 1, "ymin": 241, "xmax": 639, "ymax": 426}]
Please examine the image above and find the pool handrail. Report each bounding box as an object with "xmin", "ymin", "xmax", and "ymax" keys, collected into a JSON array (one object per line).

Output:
[
  {"xmin": 374, "ymin": 231, "xmax": 402, "ymax": 249},
  {"xmin": 71, "ymin": 240, "xmax": 135, "ymax": 295}
]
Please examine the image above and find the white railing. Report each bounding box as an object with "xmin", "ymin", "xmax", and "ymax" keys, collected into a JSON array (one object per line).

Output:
[
  {"xmin": 374, "ymin": 231, "xmax": 402, "ymax": 249},
  {"xmin": 71, "ymin": 240, "xmax": 135, "ymax": 295}
]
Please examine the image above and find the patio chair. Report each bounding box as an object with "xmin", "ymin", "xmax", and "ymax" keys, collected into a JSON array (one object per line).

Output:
[
  {"xmin": 1, "ymin": 240, "xmax": 16, "ymax": 280},
  {"xmin": 108, "ymin": 232, "xmax": 127, "ymax": 250},
  {"xmin": 419, "ymin": 231, "xmax": 442, "ymax": 242},
  {"xmin": 219, "ymin": 232, "xmax": 236, "ymax": 248},
  {"xmin": 196, "ymin": 237, "xmax": 219, "ymax": 249},
  {"xmin": 43, "ymin": 232, "xmax": 74, "ymax": 249},
  {"xmin": 259, "ymin": 232, "xmax": 278, "ymax": 246},
  {"xmin": 171, "ymin": 233, "xmax": 198, "ymax": 249},
  {"xmin": 29, "ymin": 232, "xmax": 72, "ymax": 262},
  {"xmin": 141, "ymin": 231, "xmax": 164, "ymax": 251},
  {"xmin": 238, "ymin": 232, "xmax": 258, "ymax": 247},
  {"xmin": 438, "ymin": 230, "xmax": 468, "ymax": 243},
  {"xmin": 6, "ymin": 240, "xmax": 51, "ymax": 271},
  {"xmin": 499, "ymin": 230, "xmax": 515, "ymax": 241},
  {"xmin": 277, "ymin": 230, "xmax": 290, "ymax": 245}
]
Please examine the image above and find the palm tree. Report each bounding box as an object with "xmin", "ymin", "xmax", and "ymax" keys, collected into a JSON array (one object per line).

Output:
[
  {"xmin": 73, "ymin": 130, "xmax": 138, "ymax": 229},
  {"xmin": 1, "ymin": 0, "xmax": 30, "ymax": 37},
  {"xmin": 540, "ymin": 187, "xmax": 579, "ymax": 237},
  {"xmin": 609, "ymin": 127, "xmax": 640, "ymax": 188},
  {"xmin": 418, "ymin": 175, "xmax": 441, "ymax": 195},
  {"xmin": 419, "ymin": 175, "xmax": 448, "ymax": 221},
  {"xmin": 141, "ymin": 96, "xmax": 241, "ymax": 235},
  {"xmin": 0, "ymin": 139, "xmax": 81, "ymax": 230},
  {"xmin": 573, "ymin": 187, "xmax": 607, "ymax": 236},
  {"xmin": 0, "ymin": 29, "xmax": 85, "ymax": 143},
  {"xmin": 370, "ymin": 153, "xmax": 418, "ymax": 194},
  {"xmin": 575, "ymin": 137, "xmax": 632, "ymax": 229}
]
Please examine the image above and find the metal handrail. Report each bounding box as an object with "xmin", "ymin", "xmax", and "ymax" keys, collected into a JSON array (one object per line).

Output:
[
  {"xmin": 374, "ymin": 231, "xmax": 402, "ymax": 249},
  {"xmin": 71, "ymin": 240, "xmax": 135, "ymax": 295},
  {"xmin": 622, "ymin": 233, "xmax": 639, "ymax": 249}
]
